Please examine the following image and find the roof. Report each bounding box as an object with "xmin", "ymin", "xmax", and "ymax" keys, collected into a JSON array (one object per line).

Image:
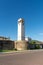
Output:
[{"xmin": 0, "ymin": 36, "xmax": 10, "ymax": 40}]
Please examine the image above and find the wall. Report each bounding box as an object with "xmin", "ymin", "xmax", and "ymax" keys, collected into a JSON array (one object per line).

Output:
[{"xmin": 0, "ymin": 40, "xmax": 15, "ymax": 50}]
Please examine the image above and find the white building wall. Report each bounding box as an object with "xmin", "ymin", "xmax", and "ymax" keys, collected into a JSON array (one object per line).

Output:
[{"xmin": 18, "ymin": 22, "xmax": 22, "ymax": 40}]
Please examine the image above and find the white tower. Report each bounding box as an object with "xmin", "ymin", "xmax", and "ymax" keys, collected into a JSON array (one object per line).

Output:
[{"xmin": 18, "ymin": 18, "xmax": 25, "ymax": 40}]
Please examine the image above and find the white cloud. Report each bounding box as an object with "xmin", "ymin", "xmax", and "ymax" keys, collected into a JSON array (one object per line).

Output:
[{"xmin": 39, "ymin": 33, "xmax": 43, "ymax": 35}]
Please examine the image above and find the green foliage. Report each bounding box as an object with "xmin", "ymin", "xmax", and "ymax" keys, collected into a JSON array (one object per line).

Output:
[
  {"xmin": 0, "ymin": 48, "xmax": 17, "ymax": 52},
  {"xmin": 29, "ymin": 40, "xmax": 41, "ymax": 49},
  {"xmin": 13, "ymin": 48, "xmax": 17, "ymax": 51},
  {"xmin": 30, "ymin": 40, "xmax": 36, "ymax": 44},
  {"xmin": 35, "ymin": 45, "xmax": 40, "ymax": 49},
  {"xmin": 0, "ymin": 50, "xmax": 12, "ymax": 52}
]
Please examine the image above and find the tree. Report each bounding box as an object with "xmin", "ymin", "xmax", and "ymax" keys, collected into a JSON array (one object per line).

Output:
[{"xmin": 30, "ymin": 40, "xmax": 36, "ymax": 44}]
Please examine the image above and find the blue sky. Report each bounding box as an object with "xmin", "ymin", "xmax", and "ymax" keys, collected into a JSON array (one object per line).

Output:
[{"xmin": 0, "ymin": 0, "xmax": 43, "ymax": 41}]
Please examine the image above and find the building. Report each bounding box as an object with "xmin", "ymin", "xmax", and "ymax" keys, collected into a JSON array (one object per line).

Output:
[
  {"xmin": 0, "ymin": 36, "xmax": 15, "ymax": 50},
  {"xmin": 25, "ymin": 37, "xmax": 31, "ymax": 42},
  {"xmin": 18, "ymin": 18, "xmax": 25, "ymax": 40},
  {"xmin": 15, "ymin": 18, "xmax": 29, "ymax": 50},
  {"xmin": 0, "ymin": 18, "xmax": 43, "ymax": 51},
  {"xmin": 0, "ymin": 18, "xmax": 27, "ymax": 51},
  {"xmin": 0, "ymin": 36, "xmax": 10, "ymax": 40}
]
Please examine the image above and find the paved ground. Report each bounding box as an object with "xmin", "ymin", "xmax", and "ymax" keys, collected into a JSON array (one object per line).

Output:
[{"xmin": 0, "ymin": 50, "xmax": 43, "ymax": 65}]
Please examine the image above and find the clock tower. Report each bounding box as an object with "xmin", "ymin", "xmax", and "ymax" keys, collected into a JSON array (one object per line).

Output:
[{"xmin": 18, "ymin": 18, "xmax": 25, "ymax": 40}]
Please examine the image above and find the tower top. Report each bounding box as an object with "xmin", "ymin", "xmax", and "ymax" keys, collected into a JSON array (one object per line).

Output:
[{"xmin": 18, "ymin": 18, "xmax": 24, "ymax": 23}]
